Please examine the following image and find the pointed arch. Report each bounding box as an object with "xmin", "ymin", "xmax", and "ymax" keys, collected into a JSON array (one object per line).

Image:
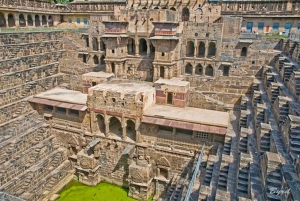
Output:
[
  {"xmin": 139, "ymin": 38, "xmax": 147, "ymax": 55},
  {"xmin": 186, "ymin": 41, "xmax": 194, "ymax": 57},
  {"xmin": 182, "ymin": 7, "xmax": 190, "ymax": 21},
  {"xmin": 27, "ymin": 14, "xmax": 33, "ymax": 26},
  {"xmin": 157, "ymin": 157, "xmax": 171, "ymax": 167},
  {"xmin": 208, "ymin": 42, "xmax": 216, "ymax": 57},
  {"xmin": 195, "ymin": 64, "xmax": 203, "ymax": 75},
  {"xmin": 93, "ymin": 55, "xmax": 99, "ymax": 64},
  {"xmin": 35, "ymin": 15, "xmax": 40, "ymax": 27},
  {"xmin": 198, "ymin": 41, "xmax": 205, "ymax": 57},
  {"xmin": 185, "ymin": 63, "xmax": 193, "ymax": 75},
  {"xmin": 205, "ymin": 65, "xmax": 214, "ymax": 76},
  {"xmin": 19, "ymin": 14, "xmax": 26, "ymax": 27},
  {"xmin": 0, "ymin": 12, "xmax": 6, "ymax": 27},
  {"xmin": 42, "ymin": 15, "xmax": 47, "ymax": 26},
  {"xmin": 8, "ymin": 14, "xmax": 15, "ymax": 27},
  {"xmin": 92, "ymin": 37, "xmax": 99, "ymax": 51},
  {"xmin": 100, "ymin": 39, "xmax": 106, "ymax": 51},
  {"xmin": 100, "ymin": 55, "xmax": 105, "ymax": 65},
  {"xmin": 96, "ymin": 114, "xmax": 105, "ymax": 133},
  {"xmin": 126, "ymin": 119, "xmax": 136, "ymax": 141},
  {"xmin": 109, "ymin": 116, "xmax": 122, "ymax": 138},
  {"xmin": 127, "ymin": 38, "xmax": 135, "ymax": 55}
]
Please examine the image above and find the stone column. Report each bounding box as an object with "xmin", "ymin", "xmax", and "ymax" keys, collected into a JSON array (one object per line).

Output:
[
  {"xmin": 135, "ymin": 118, "xmax": 141, "ymax": 142},
  {"xmin": 98, "ymin": 37, "xmax": 101, "ymax": 51},
  {"xmin": 115, "ymin": 63, "xmax": 119, "ymax": 78},
  {"xmin": 135, "ymin": 40, "xmax": 139, "ymax": 56},
  {"xmin": 105, "ymin": 119, "xmax": 110, "ymax": 136},
  {"xmin": 169, "ymin": 67, "xmax": 173, "ymax": 79},
  {"xmin": 157, "ymin": 65, "xmax": 160, "ymax": 80},
  {"xmin": 203, "ymin": 66, "xmax": 206, "ymax": 76},
  {"xmin": 153, "ymin": 65, "xmax": 157, "ymax": 80},
  {"xmin": 122, "ymin": 126, "xmax": 127, "ymax": 139},
  {"xmin": 106, "ymin": 62, "xmax": 111, "ymax": 73},
  {"xmin": 15, "ymin": 14, "xmax": 20, "ymax": 28},
  {"xmin": 192, "ymin": 64, "xmax": 196, "ymax": 76},
  {"xmin": 205, "ymin": 41, "xmax": 209, "ymax": 58},
  {"xmin": 194, "ymin": 39, "xmax": 197, "ymax": 57},
  {"xmin": 24, "ymin": 14, "xmax": 28, "ymax": 28},
  {"xmin": 39, "ymin": 15, "xmax": 43, "ymax": 27},
  {"xmin": 164, "ymin": 67, "xmax": 168, "ymax": 79},
  {"xmin": 128, "ymin": 40, "xmax": 132, "ymax": 54},
  {"xmin": 4, "ymin": 13, "xmax": 8, "ymax": 28}
]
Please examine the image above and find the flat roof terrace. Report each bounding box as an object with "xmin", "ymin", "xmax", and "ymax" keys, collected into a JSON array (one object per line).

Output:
[
  {"xmin": 28, "ymin": 88, "xmax": 88, "ymax": 111},
  {"xmin": 34, "ymin": 88, "xmax": 87, "ymax": 105},
  {"xmin": 144, "ymin": 105, "xmax": 229, "ymax": 127},
  {"xmin": 89, "ymin": 81, "xmax": 154, "ymax": 95}
]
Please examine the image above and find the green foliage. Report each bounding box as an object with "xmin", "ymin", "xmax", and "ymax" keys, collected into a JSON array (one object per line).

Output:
[{"xmin": 47, "ymin": 0, "xmax": 73, "ymax": 4}]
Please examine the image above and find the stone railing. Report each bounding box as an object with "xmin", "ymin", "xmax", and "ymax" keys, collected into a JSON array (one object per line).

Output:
[
  {"xmin": 0, "ymin": 0, "xmax": 56, "ymax": 12},
  {"xmin": 289, "ymin": 33, "xmax": 300, "ymax": 43},
  {"xmin": 0, "ymin": 0, "xmax": 122, "ymax": 13},
  {"xmin": 239, "ymin": 33, "xmax": 258, "ymax": 39},
  {"xmin": 221, "ymin": 10, "xmax": 299, "ymax": 16}
]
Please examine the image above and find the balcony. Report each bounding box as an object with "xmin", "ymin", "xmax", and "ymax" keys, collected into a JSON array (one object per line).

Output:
[
  {"xmin": 155, "ymin": 30, "xmax": 176, "ymax": 36},
  {"xmin": 105, "ymin": 29, "xmax": 126, "ymax": 34}
]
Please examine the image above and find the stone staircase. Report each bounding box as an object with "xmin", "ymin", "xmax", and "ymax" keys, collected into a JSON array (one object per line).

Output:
[{"xmin": 237, "ymin": 163, "xmax": 250, "ymax": 198}]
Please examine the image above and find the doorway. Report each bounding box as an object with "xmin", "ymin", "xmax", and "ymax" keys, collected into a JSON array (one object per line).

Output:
[
  {"xmin": 223, "ymin": 66, "xmax": 230, "ymax": 76},
  {"xmin": 246, "ymin": 22, "xmax": 253, "ymax": 33},
  {"xmin": 167, "ymin": 93, "xmax": 173, "ymax": 105},
  {"xmin": 160, "ymin": 66, "xmax": 164, "ymax": 78}
]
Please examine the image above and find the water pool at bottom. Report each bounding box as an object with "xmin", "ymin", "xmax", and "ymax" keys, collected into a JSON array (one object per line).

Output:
[{"xmin": 57, "ymin": 180, "xmax": 139, "ymax": 201}]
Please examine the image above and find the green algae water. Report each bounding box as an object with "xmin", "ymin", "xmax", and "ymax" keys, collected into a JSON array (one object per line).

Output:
[{"xmin": 57, "ymin": 180, "xmax": 138, "ymax": 201}]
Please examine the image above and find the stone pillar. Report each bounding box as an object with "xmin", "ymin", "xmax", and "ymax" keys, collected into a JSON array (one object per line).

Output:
[
  {"xmin": 194, "ymin": 39, "xmax": 197, "ymax": 57},
  {"xmin": 203, "ymin": 66, "xmax": 206, "ymax": 76},
  {"xmin": 122, "ymin": 126, "xmax": 127, "ymax": 139},
  {"xmin": 153, "ymin": 65, "xmax": 157, "ymax": 80},
  {"xmin": 24, "ymin": 14, "xmax": 28, "ymax": 28},
  {"xmin": 98, "ymin": 37, "xmax": 101, "ymax": 51},
  {"xmin": 115, "ymin": 63, "xmax": 119, "ymax": 77},
  {"xmin": 15, "ymin": 14, "xmax": 20, "ymax": 28},
  {"xmin": 156, "ymin": 65, "xmax": 160, "ymax": 80},
  {"xmin": 192, "ymin": 64, "xmax": 196, "ymax": 76},
  {"xmin": 135, "ymin": 40, "xmax": 139, "ymax": 56},
  {"xmin": 164, "ymin": 67, "xmax": 168, "ymax": 79},
  {"xmin": 135, "ymin": 118, "xmax": 141, "ymax": 142},
  {"xmin": 205, "ymin": 41, "xmax": 209, "ymax": 58},
  {"xmin": 147, "ymin": 40, "xmax": 150, "ymax": 57},
  {"xmin": 169, "ymin": 67, "xmax": 173, "ymax": 79},
  {"xmin": 4, "ymin": 14, "xmax": 8, "ymax": 28},
  {"xmin": 105, "ymin": 119, "xmax": 110, "ymax": 136},
  {"xmin": 39, "ymin": 15, "xmax": 43, "ymax": 27},
  {"xmin": 106, "ymin": 62, "xmax": 111, "ymax": 73}
]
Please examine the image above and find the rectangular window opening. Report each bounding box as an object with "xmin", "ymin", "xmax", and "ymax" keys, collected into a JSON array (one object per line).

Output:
[
  {"xmin": 69, "ymin": 109, "xmax": 79, "ymax": 116},
  {"xmin": 273, "ymin": 22, "xmax": 279, "ymax": 31},
  {"xmin": 57, "ymin": 107, "xmax": 66, "ymax": 113},
  {"xmin": 258, "ymin": 22, "xmax": 264, "ymax": 30}
]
